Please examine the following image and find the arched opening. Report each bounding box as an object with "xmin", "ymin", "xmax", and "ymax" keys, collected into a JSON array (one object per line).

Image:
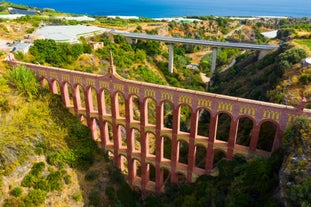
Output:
[
  {"xmin": 146, "ymin": 98, "xmax": 156, "ymax": 125},
  {"xmin": 63, "ymin": 82, "xmax": 74, "ymax": 107},
  {"xmin": 178, "ymin": 140, "xmax": 188, "ymax": 164},
  {"xmin": 90, "ymin": 118, "xmax": 101, "ymax": 142},
  {"xmin": 162, "ymin": 101, "xmax": 173, "ymax": 129},
  {"xmin": 162, "ymin": 136, "xmax": 172, "ymax": 160},
  {"xmin": 213, "ymin": 149, "xmax": 226, "ymax": 166},
  {"xmin": 134, "ymin": 159, "xmax": 142, "ymax": 178},
  {"xmin": 148, "ymin": 163, "xmax": 156, "ymax": 182},
  {"xmin": 107, "ymin": 150, "xmax": 114, "ymax": 158},
  {"xmin": 236, "ymin": 117, "xmax": 253, "ymax": 147},
  {"xmin": 197, "ymin": 109, "xmax": 211, "ymax": 137},
  {"xmin": 132, "ymin": 128, "xmax": 141, "ymax": 152},
  {"xmin": 51, "ymin": 80, "xmax": 60, "ymax": 94},
  {"xmin": 120, "ymin": 155, "xmax": 128, "ymax": 175},
  {"xmin": 88, "ymin": 87, "xmax": 98, "ymax": 113},
  {"xmin": 75, "ymin": 84, "xmax": 86, "ymax": 109},
  {"xmin": 100, "ymin": 89, "xmax": 111, "ymax": 115},
  {"xmin": 146, "ymin": 132, "xmax": 156, "ymax": 156},
  {"xmin": 131, "ymin": 95, "xmax": 140, "ymax": 122},
  {"xmin": 179, "ymin": 104, "xmax": 192, "ymax": 133},
  {"xmin": 257, "ymin": 121, "xmax": 277, "ymax": 152},
  {"xmin": 176, "ymin": 172, "xmax": 187, "ymax": 184},
  {"xmin": 115, "ymin": 92, "xmax": 126, "ymax": 118},
  {"xmin": 40, "ymin": 78, "xmax": 49, "ymax": 89},
  {"xmin": 161, "ymin": 167, "xmax": 170, "ymax": 190},
  {"xmin": 79, "ymin": 115, "xmax": 87, "ymax": 126},
  {"xmin": 118, "ymin": 125, "xmax": 127, "ymax": 148},
  {"xmin": 107, "ymin": 122, "xmax": 114, "ymax": 144},
  {"xmin": 195, "ymin": 145, "xmax": 207, "ymax": 169},
  {"xmin": 216, "ymin": 113, "xmax": 231, "ymax": 142}
]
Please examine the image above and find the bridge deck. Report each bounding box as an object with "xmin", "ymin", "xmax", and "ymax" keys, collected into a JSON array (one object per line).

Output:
[{"xmin": 111, "ymin": 31, "xmax": 279, "ymax": 50}]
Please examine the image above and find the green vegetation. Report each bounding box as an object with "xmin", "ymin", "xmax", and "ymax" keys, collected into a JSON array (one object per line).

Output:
[
  {"xmin": 28, "ymin": 39, "xmax": 91, "ymax": 68},
  {"xmin": 281, "ymin": 117, "xmax": 311, "ymax": 207},
  {"xmin": 295, "ymin": 39, "xmax": 311, "ymax": 50},
  {"xmin": 209, "ymin": 45, "xmax": 307, "ymax": 102},
  {"xmin": 10, "ymin": 187, "xmax": 23, "ymax": 197},
  {"xmin": 6, "ymin": 65, "xmax": 39, "ymax": 100}
]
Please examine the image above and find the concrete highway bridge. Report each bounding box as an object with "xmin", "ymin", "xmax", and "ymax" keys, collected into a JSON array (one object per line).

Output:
[
  {"xmin": 7, "ymin": 55, "xmax": 310, "ymax": 193},
  {"xmin": 110, "ymin": 31, "xmax": 279, "ymax": 76}
]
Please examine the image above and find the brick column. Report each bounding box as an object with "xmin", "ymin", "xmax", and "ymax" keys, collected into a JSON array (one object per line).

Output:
[
  {"xmin": 125, "ymin": 96, "xmax": 134, "ymax": 186},
  {"xmin": 97, "ymin": 92, "xmax": 107, "ymax": 151},
  {"xmin": 249, "ymin": 124, "xmax": 260, "ymax": 152},
  {"xmin": 205, "ymin": 115, "xmax": 217, "ymax": 173},
  {"xmin": 170, "ymin": 106, "xmax": 179, "ymax": 183},
  {"xmin": 50, "ymin": 81, "xmax": 58, "ymax": 94},
  {"xmin": 72, "ymin": 86, "xmax": 81, "ymax": 116},
  {"xmin": 187, "ymin": 111, "xmax": 198, "ymax": 182},
  {"xmin": 155, "ymin": 103, "xmax": 163, "ymax": 192},
  {"xmin": 226, "ymin": 119, "xmax": 239, "ymax": 159},
  {"xmin": 111, "ymin": 93, "xmax": 121, "ymax": 168},
  {"xmin": 60, "ymin": 84, "xmax": 68, "ymax": 106},
  {"xmin": 140, "ymin": 98, "xmax": 148, "ymax": 193},
  {"xmin": 272, "ymin": 126, "xmax": 281, "ymax": 152}
]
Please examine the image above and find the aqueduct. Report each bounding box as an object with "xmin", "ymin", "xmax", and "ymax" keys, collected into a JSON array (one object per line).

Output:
[{"xmin": 7, "ymin": 57, "xmax": 311, "ymax": 193}]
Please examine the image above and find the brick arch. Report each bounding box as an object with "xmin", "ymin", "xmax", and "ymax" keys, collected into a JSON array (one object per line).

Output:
[
  {"xmin": 113, "ymin": 91, "xmax": 126, "ymax": 118},
  {"xmin": 129, "ymin": 94, "xmax": 141, "ymax": 122},
  {"xmin": 178, "ymin": 103, "xmax": 193, "ymax": 133},
  {"xmin": 131, "ymin": 127, "xmax": 141, "ymax": 152},
  {"xmin": 50, "ymin": 79, "xmax": 60, "ymax": 94},
  {"xmin": 196, "ymin": 107, "xmax": 212, "ymax": 137},
  {"xmin": 195, "ymin": 144, "xmax": 207, "ymax": 169},
  {"xmin": 61, "ymin": 81, "xmax": 74, "ymax": 108},
  {"xmin": 117, "ymin": 124, "xmax": 127, "ymax": 148},
  {"xmin": 144, "ymin": 97, "xmax": 157, "ymax": 126},
  {"xmin": 86, "ymin": 86, "xmax": 99, "ymax": 113},
  {"xmin": 160, "ymin": 100, "xmax": 174, "ymax": 129},
  {"xmin": 215, "ymin": 111, "xmax": 232, "ymax": 142},
  {"xmin": 257, "ymin": 120, "xmax": 279, "ymax": 152},
  {"xmin": 235, "ymin": 115, "xmax": 255, "ymax": 148},
  {"xmin": 146, "ymin": 132, "xmax": 156, "ymax": 156},
  {"xmin": 39, "ymin": 77, "xmax": 49, "ymax": 88},
  {"xmin": 161, "ymin": 135, "xmax": 172, "ymax": 160},
  {"xmin": 177, "ymin": 139, "xmax": 189, "ymax": 165},
  {"xmin": 74, "ymin": 83, "xmax": 86, "ymax": 110},
  {"xmin": 99, "ymin": 88, "xmax": 112, "ymax": 115},
  {"xmin": 89, "ymin": 117, "xmax": 101, "ymax": 142}
]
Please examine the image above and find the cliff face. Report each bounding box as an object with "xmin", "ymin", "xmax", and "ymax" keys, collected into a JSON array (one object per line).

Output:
[{"xmin": 279, "ymin": 117, "xmax": 311, "ymax": 207}]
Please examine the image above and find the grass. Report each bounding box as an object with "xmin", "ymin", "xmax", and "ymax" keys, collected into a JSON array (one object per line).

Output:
[{"xmin": 294, "ymin": 40, "xmax": 311, "ymax": 50}]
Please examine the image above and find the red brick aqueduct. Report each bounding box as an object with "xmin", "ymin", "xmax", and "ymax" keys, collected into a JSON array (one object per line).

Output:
[{"xmin": 7, "ymin": 57, "xmax": 311, "ymax": 193}]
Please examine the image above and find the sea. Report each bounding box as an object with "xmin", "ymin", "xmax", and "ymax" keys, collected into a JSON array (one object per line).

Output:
[{"xmin": 8, "ymin": 0, "xmax": 311, "ymax": 18}]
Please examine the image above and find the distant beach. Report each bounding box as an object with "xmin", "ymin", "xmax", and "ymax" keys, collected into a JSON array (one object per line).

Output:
[{"xmin": 8, "ymin": 0, "xmax": 311, "ymax": 18}]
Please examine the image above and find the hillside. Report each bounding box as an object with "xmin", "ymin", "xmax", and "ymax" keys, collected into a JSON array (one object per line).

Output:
[{"xmin": 0, "ymin": 65, "xmax": 140, "ymax": 207}]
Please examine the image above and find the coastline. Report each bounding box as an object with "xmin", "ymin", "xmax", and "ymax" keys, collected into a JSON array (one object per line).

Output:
[{"xmin": 5, "ymin": 1, "xmax": 311, "ymax": 19}]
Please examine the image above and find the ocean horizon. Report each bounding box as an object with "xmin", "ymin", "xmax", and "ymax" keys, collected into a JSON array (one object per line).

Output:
[{"xmin": 8, "ymin": 0, "xmax": 311, "ymax": 18}]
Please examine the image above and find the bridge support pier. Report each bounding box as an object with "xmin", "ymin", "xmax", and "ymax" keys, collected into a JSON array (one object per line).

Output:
[{"xmin": 168, "ymin": 44, "xmax": 174, "ymax": 73}]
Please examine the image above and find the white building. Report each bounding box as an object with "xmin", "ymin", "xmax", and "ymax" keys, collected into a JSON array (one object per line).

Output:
[{"xmin": 13, "ymin": 43, "xmax": 33, "ymax": 54}]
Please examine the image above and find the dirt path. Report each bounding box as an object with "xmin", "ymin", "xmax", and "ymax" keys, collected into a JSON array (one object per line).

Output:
[{"xmin": 224, "ymin": 25, "xmax": 244, "ymax": 38}]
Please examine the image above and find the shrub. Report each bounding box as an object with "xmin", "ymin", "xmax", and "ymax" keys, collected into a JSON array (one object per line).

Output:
[
  {"xmin": 23, "ymin": 189, "xmax": 47, "ymax": 206},
  {"xmin": 7, "ymin": 65, "xmax": 39, "ymax": 100},
  {"xmin": 72, "ymin": 191, "xmax": 82, "ymax": 201},
  {"xmin": 46, "ymin": 171, "xmax": 63, "ymax": 191},
  {"xmin": 10, "ymin": 187, "xmax": 23, "ymax": 197}
]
